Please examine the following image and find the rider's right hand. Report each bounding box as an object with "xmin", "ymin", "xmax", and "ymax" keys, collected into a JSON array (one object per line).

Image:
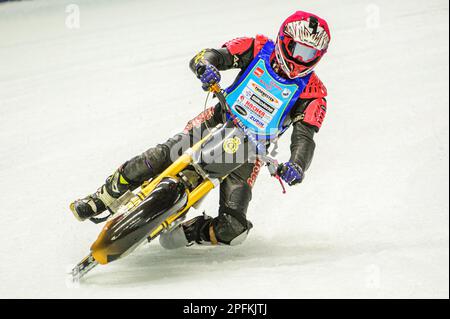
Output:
[
  {"xmin": 278, "ymin": 162, "xmax": 304, "ymax": 186},
  {"xmin": 195, "ymin": 61, "xmax": 221, "ymax": 91}
]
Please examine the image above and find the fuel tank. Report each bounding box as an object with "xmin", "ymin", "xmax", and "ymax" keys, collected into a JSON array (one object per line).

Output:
[{"xmin": 91, "ymin": 177, "xmax": 187, "ymax": 264}]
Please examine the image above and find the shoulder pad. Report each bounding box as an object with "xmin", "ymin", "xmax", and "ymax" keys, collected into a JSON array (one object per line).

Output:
[
  {"xmin": 253, "ymin": 34, "xmax": 269, "ymax": 57},
  {"xmin": 222, "ymin": 37, "xmax": 254, "ymax": 55},
  {"xmin": 300, "ymin": 73, "xmax": 327, "ymax": 99}
]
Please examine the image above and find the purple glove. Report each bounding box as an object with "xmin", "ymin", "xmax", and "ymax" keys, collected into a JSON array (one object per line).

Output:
[
  {"xmin": 278, "ymin": 162, "xmax": 304, "ymax": 186},
  {"xmin": 195, "ymin": 62, "xmax": 221, "ymax": 91}
]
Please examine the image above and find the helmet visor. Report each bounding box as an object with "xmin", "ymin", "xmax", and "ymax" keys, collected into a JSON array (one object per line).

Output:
[{"xmin": 290, "ymin": 41, "xmax": 319, "ymax": 63}]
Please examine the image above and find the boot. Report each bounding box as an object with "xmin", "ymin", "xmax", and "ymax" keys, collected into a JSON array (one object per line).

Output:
[
  {"xmin": 183, "ymin": 214, "xmax": 214, "ymax": 245},
  {"xmin": 70, "ymin": 165, "xmax": 135, "ymax": 221},
  {"xmin": 159, "ymin": 214, "xmax": 213, "ymax": 249}
]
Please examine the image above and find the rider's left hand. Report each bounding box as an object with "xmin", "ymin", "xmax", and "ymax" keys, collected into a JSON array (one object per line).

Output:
[
  {"xmin": 278, "ymin": 162, "xmax": 304, "ymax": 186},
  {"xmin": 195, "ymin": 62, "xmax": 221, "ymax": 91}
]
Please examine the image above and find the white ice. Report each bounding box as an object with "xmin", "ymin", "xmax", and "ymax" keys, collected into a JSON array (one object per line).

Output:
[{"xmin": 0, "ymin": 0, "xmax": 448, "ymax": 298}]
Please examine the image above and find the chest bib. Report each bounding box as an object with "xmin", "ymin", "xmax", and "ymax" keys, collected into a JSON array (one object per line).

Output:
[{"xmin": 225, "ymin": 41, "xmax": 311, "ymax": 140}]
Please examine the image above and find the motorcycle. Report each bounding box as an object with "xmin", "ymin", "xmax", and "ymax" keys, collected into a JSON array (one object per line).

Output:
[{"xmin": 70, "ymin": 84, "xmax": 286, "ymax": 281}]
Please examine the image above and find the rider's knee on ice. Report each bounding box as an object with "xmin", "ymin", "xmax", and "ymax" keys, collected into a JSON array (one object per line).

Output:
[
  {"xmin": 211, "ymin": 213, "xmax": 253, "ymax": 246},
  {"xmin": 159, "ymin": 213, "xmax": 253, "ymax": 249}
]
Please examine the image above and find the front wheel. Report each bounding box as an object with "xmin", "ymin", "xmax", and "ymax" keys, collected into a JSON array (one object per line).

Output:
[{"xmin": 90, "ymin": 177, "xmax": 188, "ymax": 264}]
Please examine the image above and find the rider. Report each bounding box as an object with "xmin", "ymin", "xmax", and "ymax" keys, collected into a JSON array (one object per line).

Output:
[{"xmin": 70, "ymin": 11, "xmax": 331, "ymax": 248}]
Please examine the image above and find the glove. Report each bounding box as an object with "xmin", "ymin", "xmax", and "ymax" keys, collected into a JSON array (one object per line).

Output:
[
  {"xmin": 278, "ymin": 162, "xmax": 304, "ymax": 186},
  {"xmin": 195, "ymin": 61, "xmax": 221, "ymax": 91}
]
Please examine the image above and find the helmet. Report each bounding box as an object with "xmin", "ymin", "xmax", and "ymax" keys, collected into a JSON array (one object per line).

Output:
[{"xmin": 275, "ymin": 11, "xmax": 331, "ymax": 79}]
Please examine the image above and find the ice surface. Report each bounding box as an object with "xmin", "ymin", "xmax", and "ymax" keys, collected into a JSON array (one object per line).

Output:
[{"xmin": 0, "ymin": 0, "xmax": 448, "ymax": 298}]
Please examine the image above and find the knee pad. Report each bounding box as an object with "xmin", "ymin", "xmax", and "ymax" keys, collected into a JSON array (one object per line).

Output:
[
  {"xmin": 212, "ymin": 213, "xmax": 253, "ymax": 246},
  {"xmin": 220, "ymin": 179, "xmax": 252, "ymax": 214}
]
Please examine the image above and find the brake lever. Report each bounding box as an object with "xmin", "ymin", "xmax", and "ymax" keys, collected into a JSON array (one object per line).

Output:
[
  {"xmin": 275, "ymin": 175, "xmax": 287, "ymax": 194},
  {"xmin": 266, "ymin": 159, "xmax": 286, "ymax": 194}
]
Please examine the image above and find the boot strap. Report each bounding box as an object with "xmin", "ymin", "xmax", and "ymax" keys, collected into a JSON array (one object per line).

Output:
[{"xmin": 96, "ymin": 186, "xmax": 116, "ymax": 207}]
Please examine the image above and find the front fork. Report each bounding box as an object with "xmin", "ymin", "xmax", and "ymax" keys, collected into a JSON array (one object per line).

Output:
[{"xmin": 147, "ymin": 176, "xmax": 218, "ymax": 241}]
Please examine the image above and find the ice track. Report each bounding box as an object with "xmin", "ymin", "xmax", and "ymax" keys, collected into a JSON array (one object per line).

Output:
[{"xmin": 0, "ymin": 0, "xmax": 448, "ymax": 298}]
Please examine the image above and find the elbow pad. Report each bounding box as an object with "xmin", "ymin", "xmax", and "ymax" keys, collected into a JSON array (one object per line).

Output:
[
  {"xmin": 302, "ymin": 98, "xmax": 327, "ymax": 132},
  {"xmin": 190, "ymin": 48, "xmax": 234, "ymax": 73}
]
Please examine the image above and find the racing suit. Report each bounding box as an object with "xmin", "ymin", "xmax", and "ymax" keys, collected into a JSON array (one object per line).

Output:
[{"xmin": 119, "ymin": 35, "xmax": 328, "ymax": 245}]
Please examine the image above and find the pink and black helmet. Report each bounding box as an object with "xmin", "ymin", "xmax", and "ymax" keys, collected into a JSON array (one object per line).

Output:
[{"xmin": 275, "ymin": 11, "xmax": 331, "ymax": 79}]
